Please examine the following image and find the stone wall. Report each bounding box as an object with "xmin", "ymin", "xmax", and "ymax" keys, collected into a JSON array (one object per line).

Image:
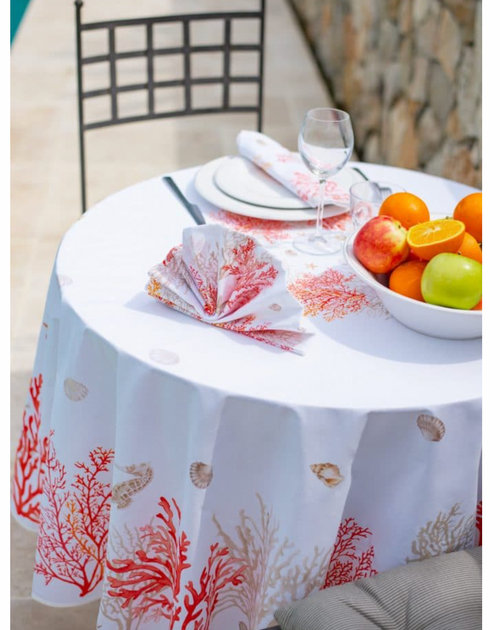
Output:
[{"xmin": 288, "ymin": 0, "xmax": 482, "ymax": 187}]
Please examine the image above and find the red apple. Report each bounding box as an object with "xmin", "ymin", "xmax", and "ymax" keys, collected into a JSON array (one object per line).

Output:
[{"xmin": 354, "ymin": 216, "xmax": 410, "ymax": 274}]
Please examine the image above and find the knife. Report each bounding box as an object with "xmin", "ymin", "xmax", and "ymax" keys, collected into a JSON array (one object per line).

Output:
[{"xmin": 162, "ymin": 176, "xmax": 206, "ymax": 225}]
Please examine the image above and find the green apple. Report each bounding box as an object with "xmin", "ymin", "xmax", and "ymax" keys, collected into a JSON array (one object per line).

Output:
[{"xmin": 421, "ymin": 253, "xmax": 482, "ymax": 310}]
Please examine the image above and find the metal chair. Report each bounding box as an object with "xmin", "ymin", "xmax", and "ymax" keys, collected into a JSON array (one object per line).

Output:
[{"xmin": 75, "ymin": 0, "xmax": 266, "ymax": 213}]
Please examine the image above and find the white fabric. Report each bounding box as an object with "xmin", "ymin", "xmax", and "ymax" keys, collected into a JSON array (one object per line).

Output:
[
  {"xmin": 237, "ymin": 130, "xmax": 351, "ymax": 206},
  {"xmin": 147, "ymin": 224, "xmax": 310, "ymax": 353},
  {"xmin": 12, "ymin": 162, "xmax": 481, "ymax": 630}
]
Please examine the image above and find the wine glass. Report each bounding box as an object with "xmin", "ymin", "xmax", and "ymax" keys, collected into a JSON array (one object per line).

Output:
[{"xmin": 294, "ymin": 108, "xmax": 354, "ymax": 255}]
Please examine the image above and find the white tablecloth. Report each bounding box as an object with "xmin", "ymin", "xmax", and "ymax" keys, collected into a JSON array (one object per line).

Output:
[{"xmin": 12, "ymin": 162, "xmax": 482, "ymax": 630}]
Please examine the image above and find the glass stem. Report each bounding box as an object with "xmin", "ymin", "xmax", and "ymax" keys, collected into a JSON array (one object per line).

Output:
[{"xmin": 315, "ymin": 179, "xmax": 326, "ymax": 238}]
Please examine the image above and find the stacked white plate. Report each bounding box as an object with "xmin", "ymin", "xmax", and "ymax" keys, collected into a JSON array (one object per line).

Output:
[{"xmin": 194, "ymin": 155, "xmax": 364, "ymax": 222}]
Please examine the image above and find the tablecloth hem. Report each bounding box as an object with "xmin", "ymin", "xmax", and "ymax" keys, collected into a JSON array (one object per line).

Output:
[{"xmin": 31, "ymin": 591, "xmax": 102, "ymax": 609}]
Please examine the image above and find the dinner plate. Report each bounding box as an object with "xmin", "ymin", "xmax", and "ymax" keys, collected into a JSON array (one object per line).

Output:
[
  {"xmin": 195, "ymin": 157, "xmax": 362, "ymax": 222},
  {"xmin": 214, "ymin": 156, "xmax": 312, "ymax": 209},
  {"xmin": 214, "ymin": 155, "xmax": 363, "ymax": 210}
]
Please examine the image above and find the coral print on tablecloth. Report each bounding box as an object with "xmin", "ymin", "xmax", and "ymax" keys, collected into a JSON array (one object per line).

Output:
[
  {"xmin": 288, "ymin": 268, "xmax": 388, "ymax": 322},
  {"xmin": 13, "ymin": 374, "xmax": 47, "ymax": 526},
  {"xmin": 102, "ymin": 494, "xmax": 380, "ymax": 630},
  {"xmin": 208, "ymin": 210, "xmax": 293, "ymax": 245},
  {"xmin": 103, "ymin": 496, "xmax": 247, "ymax": 629},
  {"xmin": 100, "ymin": 521, "xmax": 156, "ymax": 629},
  {"xmin": 321, "ymin": 213, "xmax": 352, "ymax": 233},
  {"xmin": 407, "ymin": 503, "xmax": 476, "ymax": 562},
  {"xmin": 35, "ymin": 433, "xmax": 114, "ymax": 597},
  {"xmin": 208, "ymin": 210, "xmax": 353, "ymax": 247},
  {"xmin": 212, "ymin": 494, "xmax": 330, "ymax": 630},
  {"xmin": 322, "ymin": 517, "xmax": 377, "ymax": 588}
]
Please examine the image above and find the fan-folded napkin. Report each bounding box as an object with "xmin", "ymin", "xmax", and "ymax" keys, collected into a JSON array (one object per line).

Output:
[{"xmin": 146, "ymin": 224, "xmax": 311, "ymax": 353}]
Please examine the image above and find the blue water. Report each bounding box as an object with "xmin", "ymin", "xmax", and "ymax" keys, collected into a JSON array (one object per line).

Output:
[{"xmin": 11, "ymin": 0, "xmax": 31, "ymax": 43}]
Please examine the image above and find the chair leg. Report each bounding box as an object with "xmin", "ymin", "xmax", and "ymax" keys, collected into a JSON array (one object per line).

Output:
[{"xmin": 79, "ymin": 134, "xmax": 87, "ymax": 214}]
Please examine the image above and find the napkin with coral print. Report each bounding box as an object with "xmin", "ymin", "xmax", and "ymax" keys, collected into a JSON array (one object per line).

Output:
[
  {"xmin": 146, "ymin": 225, "xmax": 311, "ymax": 354},
  {"xmin": 236, "ymin": 130, "xmax": 350, "ymax": 207}
]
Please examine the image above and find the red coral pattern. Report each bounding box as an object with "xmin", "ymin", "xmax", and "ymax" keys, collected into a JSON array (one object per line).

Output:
[
  {"xmin": 291, "ymin": 172, "xmax": 350, "ymax": 204},
  {"xmin": 321, "ymin": 213, "xmax": 353, "ymax": 232},
  {"xmin": 106, "ymin": 497, "xmax": 246, "ymax": 628},
  {"xmin": 209, "ymin": 210, "xmax": 353, "ymax": 247},
  {"xmin": 288, "ymin": 268, "xmax": 372, "ymax": 321},
  {"xmin": 276, "ymin": 152, "xmax": 294, "ymax": 163},
  {"xmin": 209, "ymin": 210, "xmax": 292, "ymax": 244},
  {"xmin": 476, "ymin": 501, "xmax": 482, "ymax": 546},
  {"xmin": 147, "ymin": 228, "xmax": 308, "ymax": 353},
  {"xmin": 220, "ymin": 238, "xmax": 278, "ymax": 315},
  {"xmin": 188, "ymin": 264, "xmax": 218, "ymax": 316},
  {"xmin": 322, "ymin": 517, "xmax": 377, "ymax": 588},
  {"xmin": 13, "ymin": 374, "xmax": 49, "ymax": 525},
  {"xmin": 35, "ymin": 436, "xmax": 114, "ymax": 597},
  {"xmin": 216, "ymin": 317, "xmax": 306, "ymax": 353},
  {"xmin": 182, "ymin": 545, "xmax": 247, "ymax": 630},
  {"xmin": 150, "ymin": 232, "xmax": 279, "ymax": 321}
]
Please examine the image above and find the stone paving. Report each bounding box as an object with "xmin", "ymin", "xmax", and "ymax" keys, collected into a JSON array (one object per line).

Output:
[{"xmin": 10, "ymin": 0, "xmax": 331, "ymax": 627}]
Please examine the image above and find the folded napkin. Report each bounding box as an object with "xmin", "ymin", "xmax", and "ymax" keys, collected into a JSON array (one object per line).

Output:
[
  {"xmin": 237, "ymin": 130, "xmax": 350, "ymax": 207},
  {"xmin": 146, "ymin": 225, "xmax": 311, "ymax": 353}
]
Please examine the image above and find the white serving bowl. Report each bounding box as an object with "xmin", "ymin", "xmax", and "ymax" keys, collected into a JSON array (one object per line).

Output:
[{"xmin": 343, "ymin": 230, "xmax": 482, "ymax": 340}]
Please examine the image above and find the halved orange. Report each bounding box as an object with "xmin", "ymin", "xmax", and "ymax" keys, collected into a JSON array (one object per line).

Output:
[{"xmin": 407, "ymin": 219, "xmax": 465, "ymax": 261}]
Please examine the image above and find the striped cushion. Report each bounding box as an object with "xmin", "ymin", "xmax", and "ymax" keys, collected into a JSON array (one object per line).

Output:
[{"xmin": 274, "ymin": 547, "xmax": 481, "ymax": 630}]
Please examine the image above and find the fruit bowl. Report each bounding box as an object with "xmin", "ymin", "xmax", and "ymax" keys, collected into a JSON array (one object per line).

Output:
[{"xmin": 343, "ymin": 229, "xmax": 482, "ymax": 340}]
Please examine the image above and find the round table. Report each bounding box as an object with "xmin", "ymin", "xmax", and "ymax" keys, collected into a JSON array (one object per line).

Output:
[{"xmin": 13, "ymin": 162, "xmax": 482, "ymax": 630}]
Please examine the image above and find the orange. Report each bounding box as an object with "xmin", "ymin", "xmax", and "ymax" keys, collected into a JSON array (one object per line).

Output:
[
  {"xmin": 453, "ymin": 192, "xmax": 482, "ymax": 243},
  {"xmin": 389, "ymin": 260, "xmax": 427, "ymax": 301},
  {"xmin": 472, "ymin": 298, "xmax": 482, "ymax": 311},
  {"xmin": 407, "ymin": 219, "xmax": 465, "ymax": 261},
  {"xmin": 457, "ymin": 232, "xmax": 482, "ymax": 264},
  {"xmin": 379, "ymin": 192, "xmax": 430, "ymax": 229}
]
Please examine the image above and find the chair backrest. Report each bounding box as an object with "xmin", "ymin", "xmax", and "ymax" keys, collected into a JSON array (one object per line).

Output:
[{"xmin": 75, "ymin": 0, "xmax": 266, "ymax": 212}]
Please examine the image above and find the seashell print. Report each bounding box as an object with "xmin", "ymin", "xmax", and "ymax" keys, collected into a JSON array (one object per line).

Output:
[
  {"xmin": 269, "ymin": 303, "xmax": 282, "ymax": 312},
  {"xmin": 63, "ymin": 378, "xmax": 88, "ymax": 402},
  {"xmin": 417, "ymin": 414, "xmax": 446, "ymax": 442},
  {"xmin": 149, "ymin": 349, "xmax": 180, "ymax": 365},
  {"xmin": 189, "ymin": 462, "xmax": 213, "ymax": 489},
  {"xmin": 310, "ymin": 463, "xmax": 344, "ymax": 488},
  {"xmin": 57, "ymin": 274, "xmax": 73, "ymax": 287}
]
